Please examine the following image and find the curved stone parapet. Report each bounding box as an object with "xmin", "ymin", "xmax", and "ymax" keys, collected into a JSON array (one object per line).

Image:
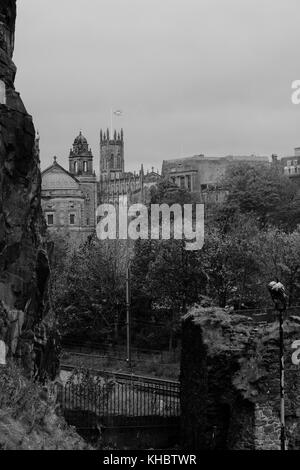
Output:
[{"xmin": 181, "ymin": 305, "xmax": 300, "ymax": 450}]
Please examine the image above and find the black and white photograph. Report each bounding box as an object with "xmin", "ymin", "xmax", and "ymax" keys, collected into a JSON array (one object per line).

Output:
[{"xmin": 0, "ymin": 0, "xmax": 300, "ymax": 459}]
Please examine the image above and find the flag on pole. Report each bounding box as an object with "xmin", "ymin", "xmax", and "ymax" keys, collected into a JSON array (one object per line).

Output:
[{"xmin": 110, "ymin": 109, "xmax": 124, "ymax": 137}]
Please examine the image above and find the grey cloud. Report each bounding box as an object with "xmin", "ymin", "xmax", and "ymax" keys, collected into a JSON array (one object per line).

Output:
[{"xmin": 14, "ymin": 0, "xmax": 300, "ymax": 173}]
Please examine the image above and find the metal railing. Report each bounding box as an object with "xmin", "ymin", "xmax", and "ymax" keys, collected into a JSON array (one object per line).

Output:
[{"xmin": 57, "ymin": 371, "xmax": 180, "ymax": 430}]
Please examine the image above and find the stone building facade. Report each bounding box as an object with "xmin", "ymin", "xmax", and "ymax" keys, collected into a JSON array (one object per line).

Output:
[
  {"xmin": 41, "ymin": 132, "xmax": 97, "ymax": 244},
  {"xmin": 100, "ymin": 128, "xmax": 124, "ymax": 177},
  {"xmin": 98, "ymin": 127, "xmax": 161, "ymax": 205},
  {"xmin": 42, "ymin": 131, "xmax": 300, "ymax": 243},
  {"xmin": 162, "ymin": 154, "xmax": 270, "ymax": 203},
  {"xmin": 281, "ymin": 148, "xmax": 300, "ymax": 188},
  {"xmin": 41, "ymin": 130, "xmax": 161, "ymax": 242}
]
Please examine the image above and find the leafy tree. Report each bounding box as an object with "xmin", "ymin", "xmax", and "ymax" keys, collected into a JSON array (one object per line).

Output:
[
  {"xmin": 256, "ymin": 227, "xmax": 300, "ymax": 306},
  {"xmin": 131, "ymin": 238, "xmax": 206, "ymax": 350},
  {"xmin": 130, "ymin": 180, "xmax": 205, "ymax": 349},
  {"xmin": 50, "ymin": 236, "xmax": 127, "ymax": 344},
  {"xmin": 149, "ymin": 178, "xmax": 194, "ymax": 205},
  {"xmin": 220, "ymin": 163, "xmax": 299, "ymax": 229},
  {"xmin": 199, "ymin": 213, "xmax": 264, "ymax": 308},
  {"xmin": 48, "ymin": 170, "xmax": 300, "ymax": 354}
]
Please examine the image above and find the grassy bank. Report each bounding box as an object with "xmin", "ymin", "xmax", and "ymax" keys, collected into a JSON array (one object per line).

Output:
[{"xmin": 0, "ymin": 362, "xmax": 90, "ymax": 450}]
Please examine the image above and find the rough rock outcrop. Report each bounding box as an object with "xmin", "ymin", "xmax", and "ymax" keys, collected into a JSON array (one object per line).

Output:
[
  {"xmin": 0, "ymin": 0, "xmax": 59, "ymax": 379},
  {"xmin": 181, "ymin": 306, "xmax": 300, "ymax": 450}
]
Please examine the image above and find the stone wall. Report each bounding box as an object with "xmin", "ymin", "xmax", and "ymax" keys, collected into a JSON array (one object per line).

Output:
[
  {"xmin": 0, "ymin": 0, "xmax": 59, "ymax": 380},
  {"xmin": 181, "ymin": 305, "xmax": 300, "ymax": 450}
]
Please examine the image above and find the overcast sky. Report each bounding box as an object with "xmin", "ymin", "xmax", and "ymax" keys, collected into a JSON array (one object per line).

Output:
[{"xmin": 14, "ymin": 0, "xmax": 300, "ymax": 173}]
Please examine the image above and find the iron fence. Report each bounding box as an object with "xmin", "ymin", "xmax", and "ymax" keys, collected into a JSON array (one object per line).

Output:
[{"xmin": 57, "ymin": 371, "xmax": 180, "ymax": 430}]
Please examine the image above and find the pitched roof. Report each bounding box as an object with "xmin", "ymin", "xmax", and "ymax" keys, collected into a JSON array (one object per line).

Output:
[{"xmin": 42, "ymin": 160, "xmax": 80, "ymax": 191}]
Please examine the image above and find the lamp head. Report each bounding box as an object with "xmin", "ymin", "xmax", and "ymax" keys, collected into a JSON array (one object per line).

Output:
[{"xmin": 268, "ymin": 280, "xmax": 287, "ymax": 311}]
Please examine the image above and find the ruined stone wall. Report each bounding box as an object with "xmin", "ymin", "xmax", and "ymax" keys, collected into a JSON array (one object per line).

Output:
[
  {"xmin": 181, "ymin": 306, "xmax": 300, "ymax": 450},
  {"xmin": 0, "ymin": 0, "xmax": 59, "ymax": 380}
]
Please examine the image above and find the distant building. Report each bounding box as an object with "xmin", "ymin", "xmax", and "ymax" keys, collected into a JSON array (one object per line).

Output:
[
  {"xmin": 41, "ymin": 132, "xmax": 97, "ymax": 244},
  {"xmin": 281, "ymin": 148, "xmax": 300, "ymax": 187},
  {"xmin": 100, "ymin": 128, "xmax": 124, "ymax": 178},
  {"xmin": 41, "ymin": 130, "xmax": 161, "ymax": 243},
  {"xmin": 43, "ymin": 132, "xmax": 284, "ymax": 240},
  {"xmin": 98, "ymin": 128, "xmax": 161, "ymax": 205},
  {"xmin": 162, "ymin": 154, "xmax": 270, "ymax": 203}
]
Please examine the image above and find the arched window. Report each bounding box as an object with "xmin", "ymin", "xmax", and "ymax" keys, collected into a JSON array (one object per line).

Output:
[
  {"xmin": 74, "ymin": 161, "xmax": 78, "ymax": 173},
  {"xmin": 0, "ymin": 80, "xmax": 6, "ymax": 105},
  {"xmin": 83, "ymin": 161, "xmax": 88, "ymax": 172}
]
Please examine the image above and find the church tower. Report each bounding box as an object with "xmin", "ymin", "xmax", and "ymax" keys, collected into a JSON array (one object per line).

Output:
[
  {"xmin": 69, "ymin": 131, "xmax": 97, "ymax": 234},
  {"xmin": 69, "ymin": 131, "xmax": 94, "ymax": 177},
  {"xmin": 100, "ymin": 128, "xmax": 124, "ymax": 177}
]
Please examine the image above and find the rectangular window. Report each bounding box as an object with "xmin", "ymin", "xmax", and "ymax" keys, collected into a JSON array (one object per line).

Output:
[
  {"xmin": 70, "ymin": 214, "xmax": 75, "ymax": 225},
  {"xmin": 186, "ymin": 175, "xmax": 191, "ymax": 191},
  {"xmin": 47, "ymin": 214, "xmax": 54, "ymax": 225}
]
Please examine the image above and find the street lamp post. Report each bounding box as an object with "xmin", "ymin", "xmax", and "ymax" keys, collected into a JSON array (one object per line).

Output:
[
  {"xmin": 126, "ymin": 263, "xmax": 132, "ymax": 369},
  {"xmin": 268, "ymin": 280, "xmax": 287, "ymax": 451},
  {"xmin": 278, "ymin": 304, "xmax": 286, "ymax": 451}
]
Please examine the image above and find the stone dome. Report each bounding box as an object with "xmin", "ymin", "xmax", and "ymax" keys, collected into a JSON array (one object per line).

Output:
[{"xmin": 74, "ymin": 131, "xmax": 88, "ymax": 146}]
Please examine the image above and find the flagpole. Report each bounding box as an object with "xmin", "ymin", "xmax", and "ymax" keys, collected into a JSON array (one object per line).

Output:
[
  {"xmin": 110, "ymin": 108, "xmax": 113, "ymax": 139},
  {"xmin": 110, "ymin": 109, "xmax": 123, "ymax": 138}
]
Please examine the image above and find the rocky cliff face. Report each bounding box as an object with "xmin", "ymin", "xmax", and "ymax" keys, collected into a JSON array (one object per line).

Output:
[
  {"xmin": 181, "ymin": 306, "xmax": 300, "ymax": 450},
  {"xmin": 0, "ymin": 0, "xmax": 59, "ymax": 379}
]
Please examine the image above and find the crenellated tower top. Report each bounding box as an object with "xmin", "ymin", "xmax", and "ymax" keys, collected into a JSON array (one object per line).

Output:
[{"xmin": 100, "ymin": 128, "xmax": 124, "ymax": 177}]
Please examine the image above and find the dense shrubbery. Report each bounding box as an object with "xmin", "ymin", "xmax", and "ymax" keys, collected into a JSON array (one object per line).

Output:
[
  {"xmin": 50, "ymin": 236, "xmax": 128, "ymax": 345},
  {"xmin": 220, "ymin": 162, "xmax": 300, "ymax": 230},
  {"xmin": 0, "ymin": 362, "xmax": 46, "ymax": 422}
]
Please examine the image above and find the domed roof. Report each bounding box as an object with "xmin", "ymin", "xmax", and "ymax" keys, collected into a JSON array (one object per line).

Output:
[{"xmin": 74, "ymin": 131, "xmax": 88, "ymax": 146}]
